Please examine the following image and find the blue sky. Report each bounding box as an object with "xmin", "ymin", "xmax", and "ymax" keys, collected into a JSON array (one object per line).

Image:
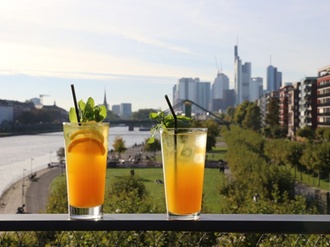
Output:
[{"xmin": 0, "ymin": 0, "xmax": 329, "ymax": 111}]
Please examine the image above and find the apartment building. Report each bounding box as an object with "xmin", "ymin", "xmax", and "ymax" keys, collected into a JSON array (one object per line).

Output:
[
  {"xmin": 287, "ymin": 83, "xmax": 300, "ymax": 137},
  {"xmin": 317, "ymin": 65, "xmax": 330, "ymax": 127},
  {"xmin": 298, "ymin": 77, "xmax": 317, "ymax": 130},
  {"xmin": 279, "ymin": 84, "xmax": 293, "ymax": 129}
]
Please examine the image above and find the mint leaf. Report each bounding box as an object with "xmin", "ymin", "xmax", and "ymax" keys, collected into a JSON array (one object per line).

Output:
[
  {"xmin": 69, "ymin": 97, "xmax": 107, "ymax": 123},
  {"xmin": 69, "ymin": 107, "xmax": 78, "ymax": 123},
  {"xmin": 148, "ymin": 111, "xmax": 192, "ymax": 143}
]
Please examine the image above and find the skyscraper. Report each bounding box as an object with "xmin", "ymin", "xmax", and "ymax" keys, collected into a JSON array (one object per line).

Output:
[
  {"xmin": 267, "ymin": 65, "xmax": 282, "ymax": 92},
  {"xmin": 212, "ymin": 72, "xmax": 230, "ymax": 99},
  {"xmin": 250, "ymin": 77, "xmax": 263, "ymax": 102},
  {"xmin": 196, "ymin": 81, "xmax": 211, "ymax": 113},
  {"xmin": 234, "ymin": 45, "xmax": 251, "ymax": 105},
  {"xmin": 212, "ymin": 72, "xmax": 229, "ymax": 111},
  {"xmin": 173, "ymin": 77, "xmax": 199, "ymax": 112}
]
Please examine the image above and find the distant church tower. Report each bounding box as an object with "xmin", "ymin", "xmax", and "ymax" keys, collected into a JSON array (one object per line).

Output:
[{"xmin": 103, "ymin": 90, "xmax": 109, "ymax": 111}]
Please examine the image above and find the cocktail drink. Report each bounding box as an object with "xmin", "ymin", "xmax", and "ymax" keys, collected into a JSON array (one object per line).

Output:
[
  {"xmin": 160, "ymin": 128, "xmax": 207, "ymax": 220},
  {"xmin": 63, "ymin": 122, "xmax": 109, "ymax": 220}
]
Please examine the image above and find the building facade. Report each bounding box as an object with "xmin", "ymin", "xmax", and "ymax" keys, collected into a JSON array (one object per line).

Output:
[
  {"xmin": 317, "ymin": 65, "xmax": 330, "ymax": 127},
  {"xmin": 211, "ymin": 72, "xmax": 230, "ymax": 111},
  {"xmin": 287, "ymin": 82, "xmax": 300, "ymax": 137},
  {"xmin": 279, "ymin": 84, "xmax": 293, "ymax": 130},
  {"xmin": 267, "ymin": 65, "xmax": 282, "ymax": 92},
  {"xmin": 120, "ymin": 103, "xmax": 132, "ymax": 119},
  {"xmin": 250, "ymin": 77, "xmax": 263, "ymax": 102},
  {"xmin": 298, "ymin": 77, "xmax": 317, "ymax": 130},
  {"xmin": 234, "ymin": 45, "xmax": 251, "ymax": 105}
]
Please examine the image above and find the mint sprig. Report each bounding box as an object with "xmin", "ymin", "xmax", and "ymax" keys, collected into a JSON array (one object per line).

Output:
[
  {"xmin": 69, "ymin": 97, "xmax": 107, "ymax": 123},
  {"xmin": 147, "ymin": 111, "xmax": 191, "ymax": 143}
]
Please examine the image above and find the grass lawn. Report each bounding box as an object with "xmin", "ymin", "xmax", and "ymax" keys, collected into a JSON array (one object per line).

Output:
[
  {"xmin": 52, "ymin": 167, "xmax": 226, "ymax": 213},
  {"xmin": 107, "ymin": 168, "xmax": 226, "ymax": 213},
  {"xmin": 288, "ymin": 166, "xmax": 330, "ymax": 191}
]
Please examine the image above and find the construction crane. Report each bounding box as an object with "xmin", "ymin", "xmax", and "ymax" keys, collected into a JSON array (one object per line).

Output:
[{"xmin": 39, "ymin": 94, "xmax": 50, "ymax": 105}]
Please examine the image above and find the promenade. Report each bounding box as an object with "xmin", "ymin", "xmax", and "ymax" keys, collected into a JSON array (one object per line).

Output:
[
  {"xmin": 0, "ymin": 167, "xmax": 63, "ymax": 214},
  {"xmin": 0, "ymin": 144, "xmax": 156, "ymax": 214}
]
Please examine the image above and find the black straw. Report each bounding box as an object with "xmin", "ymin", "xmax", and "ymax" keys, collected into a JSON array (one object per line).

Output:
[
  {"xmin": 71, "ymin": 84, "xmax": 81, "ymax": 124},
  {"xmin": 165, "ymin": 95, "xmax": 177, "ymax": 130}
]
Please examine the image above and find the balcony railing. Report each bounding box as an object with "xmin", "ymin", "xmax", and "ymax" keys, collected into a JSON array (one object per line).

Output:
[{"xmin": 1, "ymin": 214, "xmax": 330, "ymax": 246}]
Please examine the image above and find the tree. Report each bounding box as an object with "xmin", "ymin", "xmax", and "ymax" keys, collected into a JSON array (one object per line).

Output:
[
  {"xmin": 287, "ymin": 141, "xmax": 305, "ymax": 180},
  {"xmin": 56, "ymin": 147, "xmax": 65, "ymax": 164},
  {"xmin": 233, "ymin": 101, "xmax": 251, "ymax": 126},
  {"xmin": 296, "ymin": 126, "xmax": 314, "ymax": 141},
  {"xmin": 106, "ymin": 110, "xmax": 121, "ymax": 121},
  {"xmin": 225, "ymin": 106, "xmax": 235, "ymax": 122},
  {"xmin": 112, "ymin": 136, "xmax": 127, "ymax": 159},
  {"xmin": 242, "ymin": 102, "xmax": 261, "ymax": 131},
  {"xmin": 192, "ymin": 119, "xmax": 220, "ymax": 151},
  {"xmin": 265, "ymin": 97, "xmax": 280, "ymax": 128},
  {"xmin": 144, "ymin": 137, "xmax": 161, "ymax": 157},
  {"xmin": 132, "ymin": 108, "xmax": 158, "ymax": 120}
]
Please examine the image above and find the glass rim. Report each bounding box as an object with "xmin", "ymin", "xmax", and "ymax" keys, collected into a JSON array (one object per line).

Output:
[
  {"xmin": 160, "ymin": 127, "xmax": 207, "ymax": 133},
  {"xmin": 63, "ymin": 122, "xmax": 109, "ymax": 126}
]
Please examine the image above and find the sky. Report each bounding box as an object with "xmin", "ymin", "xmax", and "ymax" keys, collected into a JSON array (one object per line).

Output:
[{"xmin": 0, "ymin": 0, "xmax": 329, "ymax": 112}]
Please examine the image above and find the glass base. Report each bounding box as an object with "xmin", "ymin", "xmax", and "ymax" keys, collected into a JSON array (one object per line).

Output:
[
  {"xmin": 167, "ymin": 211, "xmax": 200, "ymax": 221},
  {"xmin": 69, "ymin": 205, "xmax": 103, "ymax": 220}
]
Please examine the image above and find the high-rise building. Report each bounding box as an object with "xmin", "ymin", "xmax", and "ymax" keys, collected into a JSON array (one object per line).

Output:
[
  {"xmin": 120, "ymin": 103, "xmax": 132, "ymax": 119},
  {"xmin": 173, "ymin": 78, "xmax": 199, "ymax": 112},
  {"xmin": 250, "ymin": 77, "xmax": 263, "ymax": 102},
  {"xmin": 234, "ymin": 45, "xmax": 251, "ymax": 105},
  {"xmin": 196, "ymin": 81, "xmax": 211, "ymax": 113},
  {"xmin": 211, "ymin": 72, "xmax": 230, "ymax": 111},
  {"xmin": 212, "ymin": 72, "xmax": 230, "ymax": 99},
  {"xmin": 111, "ymin": 105, "xmax": 120, "ymax": 115},
  {"xmin": 267, "ymin": 65, "xmax": 282, "ymax": 92}
]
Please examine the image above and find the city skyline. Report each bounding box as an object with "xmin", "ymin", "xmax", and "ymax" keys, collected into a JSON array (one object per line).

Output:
[{"xmin": 0, "ymin": 0, "xmax": 329, "ymax": 111}]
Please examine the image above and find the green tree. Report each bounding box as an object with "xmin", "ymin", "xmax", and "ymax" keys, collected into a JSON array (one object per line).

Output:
[
  {"xmin": 242, "ymin": 102, "xmax": 261, "ymax": 131},
  {"xmin": 192, "ymin": 119, "xmax": 220, "ymax": 151},
  {"xmin": 112, "ymin": 136, "xmax": 127, "ymax": 159},
  {"xmin": 233, "ymin": 100, "xmax": 251, "ymax": 126},
  {"xmin": 265, "ymin": 97, "xmax": 279, "ymax": 128},
  {"xmin": 56, "ymin": 147, "xmax": 65, "ymax": 164},
  {"xmin": 132, "ymin": 108, "xmax": 158, "ymax": 120},
  {"xmin": 46, "ymin": 179, "xmax": 68, "ymax": 213},
  {"xmin": 287, "ymin": 141, "xmax": 305, "ymax": 180},
  {"xmin": 144, "ymin": 137, "xmax": 161, "ymax": 157},
  {"xmin": 106, "ymin": 110, "xmax": 121, "ymax": 120},
  {"xmin": 225, "ymin": 106, "xmax": 235, "ymax": 122},
  {"xmin": 104, "ymin": 175, "xmax": 155, "ymax": 213},
  {"xmin": 296, "ymin": 126, "xmax": 314, "ymax": 141}
]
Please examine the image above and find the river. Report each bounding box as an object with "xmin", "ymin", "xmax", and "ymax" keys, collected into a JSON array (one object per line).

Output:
[{"xmin": 0, "ymin": 127, "xmax": 151, "ymax": 197}]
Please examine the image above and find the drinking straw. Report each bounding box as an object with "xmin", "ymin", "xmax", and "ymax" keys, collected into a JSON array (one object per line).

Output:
[
  {"xmin": 164, "ymin": 95, "xmax": 177, "ymax": 168},
  {"xmin": 70, "ymin": 84, "xmax": 81, "ymax": 124},
  {"xmin": 164, "ymin": 95, "xmax": 177, "ymax": 131}
]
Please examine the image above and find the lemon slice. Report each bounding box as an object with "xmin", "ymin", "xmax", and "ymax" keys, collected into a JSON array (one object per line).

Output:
[
  {"xmin": 70, "ymin": 129, "xmax": 104, "ymax": 143},
  {"xmin": 68, "ymin": 137, "xmax": 105, "ymax": 155}
]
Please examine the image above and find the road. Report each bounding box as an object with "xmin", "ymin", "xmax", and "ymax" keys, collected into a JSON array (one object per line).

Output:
[{"xmin": 25, "ymin": 167, "xmax": 63, "ymax": 213}]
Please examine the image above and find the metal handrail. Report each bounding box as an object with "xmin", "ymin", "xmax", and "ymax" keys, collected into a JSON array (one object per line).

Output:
[{"xmin": 1, "ymin": 214, "xmax": 330, "ymax": 234}]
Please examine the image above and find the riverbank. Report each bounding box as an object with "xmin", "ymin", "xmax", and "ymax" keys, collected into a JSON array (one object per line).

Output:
[{"xmin": 0, "ymin": 143, "xmax": 156, "ymax": 214}]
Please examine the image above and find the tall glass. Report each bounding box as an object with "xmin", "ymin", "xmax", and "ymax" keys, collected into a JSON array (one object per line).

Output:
[
  {"xmin": 160, "ymin": 128, "xmax": 208, "ymax": 220},
  {"xmin": 63, "ymin": 122, "xmax": 109, "ymax": 220}
]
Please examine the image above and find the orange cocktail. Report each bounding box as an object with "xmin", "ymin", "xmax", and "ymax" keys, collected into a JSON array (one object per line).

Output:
[
  {"xmin": 160, "ymin": 128, "xmax": 207, "ymax": 220},
  {"xmin": 63, "ymin": 122, "xmax": 109, "ymax": 220}
]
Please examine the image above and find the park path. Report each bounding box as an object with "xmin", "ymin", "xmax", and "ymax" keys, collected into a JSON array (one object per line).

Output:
[{"xmin": 0, "ymin": 167, "xmax": 62, "ymax": 214}]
